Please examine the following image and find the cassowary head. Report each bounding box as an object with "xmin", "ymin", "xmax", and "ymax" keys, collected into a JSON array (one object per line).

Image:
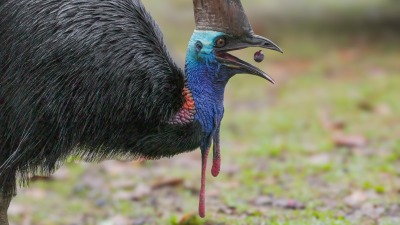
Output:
[
  {"xmin": 187, "ymin": 0, "xmax": 282, "ymax": 82},
  {"xmin": 187, "ymin": 0, "xmax": 282, "ymax": 83},
  {"xmin": 184, "ymin": 0, "xmax": 282, "ymax": 217},
  {"xmin": 185, "ymin": 0, "xmax": 282, "ymax": 133}
]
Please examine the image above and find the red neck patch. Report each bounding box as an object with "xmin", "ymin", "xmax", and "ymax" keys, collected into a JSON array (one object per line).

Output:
[{"xmin": 168, "ymin": 86, "xmax": 196, "ymax": 125}]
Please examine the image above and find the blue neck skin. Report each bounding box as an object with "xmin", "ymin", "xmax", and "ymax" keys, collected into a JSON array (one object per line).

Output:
[{"xmin": 185, "ymin": 31, "xmax": 229, "ymax": 148}]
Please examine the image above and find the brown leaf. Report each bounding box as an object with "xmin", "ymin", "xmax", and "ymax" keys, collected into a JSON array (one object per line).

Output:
[
  {"xmin": 333, "ymin": 133, "xmax": 367, "ymax": 148},
  {"xmin": 30, "ymin": 176, "xmax": 52, "ymax": 182},
  {"xmin": 152, "ymin": 178, "xmax": 184, "ymax": 190}
]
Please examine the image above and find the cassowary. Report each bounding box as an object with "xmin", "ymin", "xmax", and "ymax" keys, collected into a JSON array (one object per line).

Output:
[{"xmin": 0, "ymin": 0, "xmax": 281, "ymax": 223}]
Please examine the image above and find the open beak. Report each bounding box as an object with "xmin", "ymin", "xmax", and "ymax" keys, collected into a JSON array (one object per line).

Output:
[{"xmin": 215, "ymin": 34, "xmax": 282, "ymax": 84}]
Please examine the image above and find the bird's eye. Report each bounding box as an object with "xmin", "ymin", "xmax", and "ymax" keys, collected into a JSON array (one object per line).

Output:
[
  {"xmin": 195, "ymin": 41, "xmax": 203, "ymax": 52},
  {"xmin": 215, "ymin": 37, "xmax": 226, "ymax": 48}
]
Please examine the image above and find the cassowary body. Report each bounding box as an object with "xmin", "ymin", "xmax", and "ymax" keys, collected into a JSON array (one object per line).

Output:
[
  {"xmin": 0, "ymin": 0, "xmax": 198, "ymax": 194},
  {"xmin": 0, "ymin": 0, "xmax": 281, "ymax": 223}
]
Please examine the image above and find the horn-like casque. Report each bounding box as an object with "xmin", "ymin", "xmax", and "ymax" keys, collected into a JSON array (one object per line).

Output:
[{"xmin": 193, "ymin": 0, "xmax": 254, "ymax": 37}]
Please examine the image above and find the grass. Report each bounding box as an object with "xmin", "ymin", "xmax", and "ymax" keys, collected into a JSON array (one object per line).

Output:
[
  {"xmin": 7, "ymin": 1, "xmax": 400, "ymax": 224},
  {"xmin": 9, "ymin": 38, "xmax": 400, "ymax": 224}
]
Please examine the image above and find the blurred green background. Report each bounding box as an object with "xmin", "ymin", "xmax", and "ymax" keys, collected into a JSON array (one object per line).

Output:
[{"xmin": 9, "ymin": 0, "xmax": 400, "ymax": 224}]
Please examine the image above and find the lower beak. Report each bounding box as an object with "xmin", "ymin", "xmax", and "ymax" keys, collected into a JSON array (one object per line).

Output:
[{"xmin": 215, "ymin": 34, "xmax": 282, "ymax": 83}]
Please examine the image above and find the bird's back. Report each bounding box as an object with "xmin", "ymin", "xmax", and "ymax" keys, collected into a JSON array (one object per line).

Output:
[
  {"xmin": 0, "ymin": 0, "xmax": 185, "ymax": 123},
  {"xmin": 0, "ymin": 0, "xmax": 191, "ymax": 196}
]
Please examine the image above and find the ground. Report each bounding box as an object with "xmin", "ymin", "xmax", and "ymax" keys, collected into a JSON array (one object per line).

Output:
[{"xmin": 7, "ymin": 1, "xmax": 400, "ymax": 224}]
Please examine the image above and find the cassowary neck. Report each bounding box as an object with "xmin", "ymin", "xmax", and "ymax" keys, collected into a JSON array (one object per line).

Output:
[
  {"xmin": 184, "ymin": 60, "xmax": 226, "ymax": 140},
  {"xmin": 168, "ymin": 59, "xmax": 226, "ymax": 140}
]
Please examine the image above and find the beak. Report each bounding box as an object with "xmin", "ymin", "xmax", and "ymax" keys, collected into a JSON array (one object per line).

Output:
[{"xmin": 215, "ymin": 34, "xmax": 282, "ymax": 84}]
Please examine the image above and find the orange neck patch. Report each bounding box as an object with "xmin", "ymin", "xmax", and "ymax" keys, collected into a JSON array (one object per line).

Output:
[{"xmin": 168, "ymin": 86, "xmax": 196, "ymax": 125}]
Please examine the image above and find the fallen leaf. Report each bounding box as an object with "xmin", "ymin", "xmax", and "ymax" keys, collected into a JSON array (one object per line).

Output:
[
  {"xmin": 333, "ymin": 133, "xmax": 367, "ymax": 148},
  {"xmin": 30, "ymin": 176, "xmax": 52, "ymax": 182},
  {"xmin": 152, "ymin": 178, "xmax": 184, "ymax": 189}
]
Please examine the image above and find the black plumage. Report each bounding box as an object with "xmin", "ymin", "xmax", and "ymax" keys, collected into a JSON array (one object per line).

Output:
[{"xmin": 0, "ymin": 0, "xmax": 202, "ymax": 197}]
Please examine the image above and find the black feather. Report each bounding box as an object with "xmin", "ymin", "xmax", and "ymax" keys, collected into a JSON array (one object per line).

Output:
[{"xmin": 0, "ymin": 0, "xmax": 201, "ymax": 196}]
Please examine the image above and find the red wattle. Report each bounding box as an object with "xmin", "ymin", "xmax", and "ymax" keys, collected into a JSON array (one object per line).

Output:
[
  {"xmin": 212, "ymin": 129, "xmax": 221, "ymax": 177},
  {"xmin": 199, "ymin": 147, "xmax": 210, "ymax": 218},
  {"xmin": 211, "ymin": 157, "xmax": 220, "ymax": 177}
]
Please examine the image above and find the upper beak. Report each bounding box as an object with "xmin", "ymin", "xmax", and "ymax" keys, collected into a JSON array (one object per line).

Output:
[
  {"xmin": 221, "ymin": 34, "xmax": 283, "ymax": 53},
  {"xmin": 215, "ymin": 33, "xmax": 282, "ymax": 83}
]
